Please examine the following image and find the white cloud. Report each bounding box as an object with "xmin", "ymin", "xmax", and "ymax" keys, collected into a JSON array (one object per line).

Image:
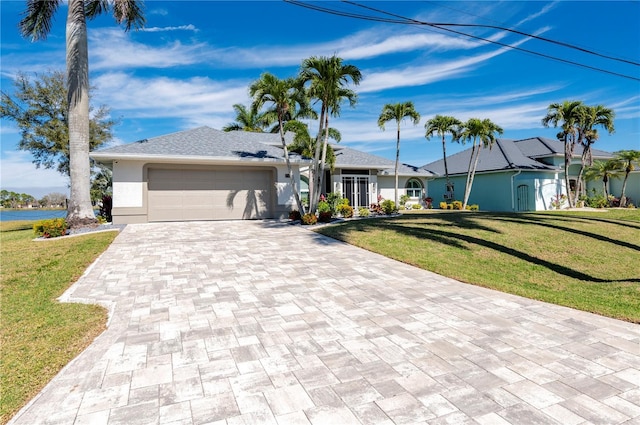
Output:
[
  {"xmin": 141, "ymin": 24, "xmax": 199, "ymax": 33},
  {"xmin": 92, "ymin": 72, "xmax": 251, "ymax": 129},
  {"xmin": 516, "ymin": 2, "xmax": 558, "ymax": 26},
  {"xmin": 0, "ymin": 150, "xmax": 69, "ymax": 193}
]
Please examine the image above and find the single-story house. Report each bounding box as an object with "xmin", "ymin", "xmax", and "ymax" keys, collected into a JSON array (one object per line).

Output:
[
  {"xmin": 91, "ymin": 126, "xmax": 432, "ymax": 224},
  {"xmin": 422, "ymin": 137, "xmax": 639, "ymax": 211}
]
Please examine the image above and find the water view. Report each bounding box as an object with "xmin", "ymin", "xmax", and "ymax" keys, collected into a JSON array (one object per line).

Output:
[{"xmin": 0, "ymin": 209, "xmax": 67, "ymax": 222}]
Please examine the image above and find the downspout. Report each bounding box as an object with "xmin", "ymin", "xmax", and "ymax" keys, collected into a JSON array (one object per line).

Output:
[{"xmin": 511, "ymin": 169, "xmax": 522, "ymax": 211}]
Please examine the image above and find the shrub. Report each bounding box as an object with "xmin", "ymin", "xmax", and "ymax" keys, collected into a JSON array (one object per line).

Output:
[
  {"xmin": 338, "ymin": 204, "xmax": 354, "ymax": 218},
  {"xmin": 98, "ymin": 195, "xmax": 112, "ymax": 222},
  {"xmin": 317, "ymin": 200, "xmax": 331, "ymax": 214},
  {"xmin": 452, "ymin": 200, "xmax": 463, "ymax": 210},
  {"xmin": 33, "ymin": 218, "xmax": 68, "ymax": 238},
  {"xmin": 318, "ymin": 211, "xmax": 333, "ymax": 223},
  {"xmin": 400, "ymin": 194, "xmax": 410, "ymax": 206},
  {"xmin": 288, "ymin": 210, "xmax": 302, "ymax": 221},
  {"xmin": 447, "ymin": 203, "xmax": 453, "ymax": 210},
  {"xmin": 411, "ymin": 203, "xmax": 422, "ymax": 209},
  {"xmin": 301, "ymin": 213, "xmax": 317, "ymax": 225},
  {"xmin": 370, "ymin": 203, "xmax": 383, "ymax": 214},
  {"xmin": 439, "ymin": 201, "xmax": 448, "ymax": 209},
  {"xmin": 358, "ymin": 207, "xmax": 370, "ymax": 217},
  {"xmin": 381, "ymin": 199, "xmax": 396, "ymax": 215},
  {"xmin": 468, "ymin": 204, "xmax": 479, "ymax": 211}
]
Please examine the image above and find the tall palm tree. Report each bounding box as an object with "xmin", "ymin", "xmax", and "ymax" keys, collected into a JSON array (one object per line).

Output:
[
  {"xmin": 585, "ymin": 159, "xmax": 623, "ymax": 199},
  {"xmin": 424, "ymin": 115, "xmax": 462, "ymax": 199},
  {"xmin": 223, "ymin": 103, "xmax": 272, "ymax": 132},
  {"xmin": 458, "ymin": 118, "xmax": 504, "ymax": 209},
  {"xmin": 19, "ymin": 0, "xmax": 144, "ymax": 227},
  {"xmin": 378, "ymin": 102, "xmax": 421, "ymax": 207},
  {"xmin": 615, "ymin": 150, "xmax": 640, "ymax": 207},
  {"xmin": 576, "ymin": 104, "xmax": 615, "ymax": 197},
  {"xmin": 299, "ymin": 55, "xmax": 362, "ymax": 213},
  {"xmin": 249, "ymin": 72, "xmax": 306, "ymax": 214},
  {"xmin": 541, "ymin": 100, "xmax": 583, "ymax": 208}
]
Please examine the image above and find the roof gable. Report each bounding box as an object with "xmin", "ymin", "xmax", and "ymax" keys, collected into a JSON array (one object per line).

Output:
[
  {"xmin": 515, "ymin": 137, "xmax": 613, "ymax": 159},
  {"xmin": 333, "ymin": 145, "xmax": 433, "ymax": 176}
]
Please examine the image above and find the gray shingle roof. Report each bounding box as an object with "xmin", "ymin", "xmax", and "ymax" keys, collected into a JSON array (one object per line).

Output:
[
  {"xmin": 422, "ymin": 138, "xmax": 558, "ymax": 175},
  {"xmin": 91, "ymin": 126, "xmax": 305, "ymax": 163},
  {"xmin": 333, "ymin": 145, "xmax": 433, "ymax": 176},
  {"xmin": 514, "ymin": 137, "xmax": 613, "ymax": 159}
]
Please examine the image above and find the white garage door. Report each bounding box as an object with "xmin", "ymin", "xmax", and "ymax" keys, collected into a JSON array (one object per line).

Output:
[{"xmin": 147, "ymin": 167, "xmax": 273, "ymax": 222}]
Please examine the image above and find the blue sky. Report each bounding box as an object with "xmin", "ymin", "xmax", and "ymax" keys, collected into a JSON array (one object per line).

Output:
[{"xmin": 1, "ymin": 0, "xmax": 639, "ymax": 198}]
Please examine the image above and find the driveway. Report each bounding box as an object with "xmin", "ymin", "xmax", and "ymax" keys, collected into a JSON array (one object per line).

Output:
[{"xmin": 9, "ymin": 221, "xmax": 640, "ymax": 425}]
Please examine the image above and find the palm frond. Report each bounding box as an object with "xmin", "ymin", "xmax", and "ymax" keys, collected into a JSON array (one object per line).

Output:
[{"xmin": 19, "ymin": 0, "xmax": 62, "ymax": 41}]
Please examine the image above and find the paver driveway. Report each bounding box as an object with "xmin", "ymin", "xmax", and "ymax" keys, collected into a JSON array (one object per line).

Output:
[{"xmin": 10, "ymin": 221, "xmax": 640, "ymax": 425}]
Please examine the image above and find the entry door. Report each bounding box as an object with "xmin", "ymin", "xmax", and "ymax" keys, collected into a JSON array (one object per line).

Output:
[
  {"xmin": 342, "ymin": 176, "xmax": 370, "ymax": 208},
  {"xmin": 517, "ymin": 184, "xmax": 529, "ymax": 211}
]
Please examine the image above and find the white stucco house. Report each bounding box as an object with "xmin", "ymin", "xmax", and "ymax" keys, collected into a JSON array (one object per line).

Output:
[{"xmin": 91, "ymin": 126, "xmax": 433, "ymax": 224}]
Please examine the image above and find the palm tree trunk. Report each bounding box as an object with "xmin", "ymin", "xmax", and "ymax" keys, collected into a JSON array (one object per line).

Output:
[
  {"xmin": 309, "ymin": 105, "xmax": 326, "ymax": 213},
  {"xmin": 278, "ymin": 116, "xmax": 305, "ymax": 215},
  {"xmin": 603, "ymin": 175, "xmax": 609, "ymax": 199},
  {"xmin": 66, "ymin": 0, "xmax": 96, "ymax": 227},
  {"xmin": 620, "ymin": 170, "xmax": 630, "ymax": 207},
  {"xmin": 395, "ymin": 125, "xmax": 400, "ymax": 207},
  {"xmin": 564, "ymin": 138, "xmax": 575, "ymax": 208},
  {"xmin": 442, "ymin": 134, "xmax": 452, "ymax": 197},
  {"xmin": 318, "ymin": 116, "xmax": 331, "ymax": 199},
  {"xmin": 463, "ymin": 145, "xmax": 481, "ymax": 210},
  {"xmin": 462, "ymin": 142, "xmax": 477, "ymax": 209}
]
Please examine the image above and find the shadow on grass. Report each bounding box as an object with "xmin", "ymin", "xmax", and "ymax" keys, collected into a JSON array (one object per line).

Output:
[
  {"xmin": 528, "ymin": 212, "xmax": 640, "ymax": 230},
  {"xmin": 381, "ymin": 223, "xmax": 640, "ymax": 284},
  {"xmin": 490, "ymin": 215, "xmax": 640, "ymax": 252}
]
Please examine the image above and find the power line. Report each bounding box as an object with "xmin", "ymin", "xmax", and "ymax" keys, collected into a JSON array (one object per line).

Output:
[{"xmin": 283, "ymin": 0, "xmax": 640, "ymax": 82}]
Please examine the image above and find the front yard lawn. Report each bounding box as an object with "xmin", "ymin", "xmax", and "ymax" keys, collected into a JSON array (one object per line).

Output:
[
  {"xmin": 316, "ymin": 209, "xmax": 640, "ymax": 323},
  {"xmin": 0, "ymin": 222, "xmax": 117, "ymax": 424}
]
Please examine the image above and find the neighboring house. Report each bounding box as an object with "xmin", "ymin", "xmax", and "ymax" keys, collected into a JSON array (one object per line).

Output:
[
  {"xmin": 91, "ymin": 126, "xmax": 309, "ymax": 224},
  {"xmin": 421, "ymin": 137, "xmax": 637, "ymax": 211}
]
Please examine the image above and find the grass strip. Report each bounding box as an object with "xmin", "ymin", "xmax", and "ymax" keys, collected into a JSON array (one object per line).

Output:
[
  {"xmin": 0, "ymin": 222, "xmax": 117, "ymax": 423},
  {"xmin": 317, "ymin": 209, "xmax": 640, "ymax": 323}
]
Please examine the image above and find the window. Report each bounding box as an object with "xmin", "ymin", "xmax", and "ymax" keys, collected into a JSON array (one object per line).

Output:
[{"xmin": 405, "ymin": 179, "xmax": 423, "ymax": 198}]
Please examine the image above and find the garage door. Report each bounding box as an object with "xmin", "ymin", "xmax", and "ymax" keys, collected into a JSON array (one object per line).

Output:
[{"xmin": 147, "ymin": 167, "xmax": 273, "ymax": 221}]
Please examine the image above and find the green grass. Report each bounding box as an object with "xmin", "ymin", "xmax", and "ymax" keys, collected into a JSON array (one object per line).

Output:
[
  {"xmin": 317, "ymin": 209, "xmax": 640, "ymax": 323},
  {"xmin": 0, "ymin": 222, "xmax": 117, "ymax": 424}
]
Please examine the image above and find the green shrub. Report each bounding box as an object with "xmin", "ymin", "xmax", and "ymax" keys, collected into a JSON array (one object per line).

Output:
[
  {"xmin": 439, "ymin": 201, "xmax": 448, "ymax": 209},
  {"xmin": 452, "ymin": 200, "xmax": 463, "ymax": 210},
  {"xmin": 467, "ymin": 204, "xmax": 479, "ymax": 211},
  {"xmin": 381, "ymin": 199, "xmax": 396, "ymax": 215},
  {"xmin": 447, "ymin": 203, "xmax": 453, "ymax": 210},
  {"xmin": 301, "ymin": 213, "xmax": 317, "ymax": 225},
  {"xmin": 338, "ymin": 204, "xmax": 354, "ymax": 218},
  {"xmin": 411, "ymin": 203, "xmax": 422, "ymax": 210},
  {"xmin": 33, "ymin": 218, "xmax": 68, "ymax": 238},
  {"xmin": 400, "ymin": 194, "xmax": 410, "ymax": 205},
  {"xmin": 317, "ymin": 200, "xmax": 331, "ymax": 214},
  {"xmin": 358, "ymin": 207, "xmax": 370, "ymax": 217}
]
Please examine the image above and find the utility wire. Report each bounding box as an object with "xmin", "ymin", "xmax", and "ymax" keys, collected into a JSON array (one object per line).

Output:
[
  {"xmin": 345, "ymin": 0, "xmax": 640, "ymax": 67},
  {"xmin": 283, "ymin": 0, "xmax": 640, "ymax": 82}
]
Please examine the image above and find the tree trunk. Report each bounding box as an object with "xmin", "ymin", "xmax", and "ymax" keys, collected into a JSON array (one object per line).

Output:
[
  {"xmin": 620, "ymin": 171, "xmax": 630, "ymax": 207},
  {"xmin": 442, "ymin": 134, "xmax": 452, "ymax": 198},
  {"xmin": 394, "ymin": 125, "xmax": 401, "ymax": 208},
  {"xmin": 317, "ymin": 112, "xmax": 331, "ymax": 206},
  {"xmin": 278, "ymin": 116, "xmax": 305, "ymax": 215},
  {"xmin": 462, "ymin": 142, "xmax": 477, "ymax": 209},
  {"xmin": 66, "ymin": 0, "xmax": 96, "ymax": 228},
  {"xmin": 564, "ymin": 137, "xmax": 575, "ymax": 208},
  {"xmin": 309, "ymin": 105, "xmax": 326, "ymax": 213},
  {"xmin": 463, "ymin": 143, "xmax": 481, "ymax": 210},
  {"xmin": 603, "ymin": 175, "xmax": 609, "ymax": 199}
]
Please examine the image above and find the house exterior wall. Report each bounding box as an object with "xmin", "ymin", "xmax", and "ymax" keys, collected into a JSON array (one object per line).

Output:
[
  {"xmin": 377, "ymin": 176, "xmax": 426, "ymax": 206},
  {"xmin": 607, "ymin": 171, "xmax": 640, "ymax": 205},
  {"xmin": 110, "ymin": 160, "xmax": 300, "ymax": 224},
  {"xmin": 426, "ymin": 171, "xmax": 565, "ymax": 212}
]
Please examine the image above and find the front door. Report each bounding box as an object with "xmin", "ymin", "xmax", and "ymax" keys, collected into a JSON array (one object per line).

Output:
[
  {"xmin": 517, "ymin": 184, "xmax": 529, "ymax": 211},
  {"xmin": 342, "ymin": 176, "xmax": 370, "ymax": 209}
]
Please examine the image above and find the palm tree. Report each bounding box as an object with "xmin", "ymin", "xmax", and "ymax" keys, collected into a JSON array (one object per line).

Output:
[
  {"xmin": 615, "ymin": 150, "xmax": 640, "ymax": 207},
  {"xmin": 299, "ymin": 55, "xmax": 362, "ymax": 213},
  {"xmin": 223, "ymin": 103, "xmax": 272, "ymax": 132},
  {"xmin": 249, "ymin": 72, "xmax": 306, "ymax": 214},
  {"xmin": 378, "ymin": 102, "xmax": 421, "ymax": 207},
  {"xmin": 585, "ymin": 159, "xmax": 623, "ymax": 199},
  {"xmin": 19, "ymin": 0, "xmax": 144, "ymax": 227},
  {"xmin": 458, "ymin": 118, "xmax": 504, "ymax": 209},
  {"xmin": 575, "ymin": 104, "xmax": 615, "ymax": 197},
  {"xmin": 541, "ymin": 100, "xmax": 583, "ymax": 208},
  {"xmin": 424, "ymin": 115, "xmax": 462, "ymax": 199},
  {"xmin": 285, "ymin": 120, "xmax": 340, "ymax": 171}
]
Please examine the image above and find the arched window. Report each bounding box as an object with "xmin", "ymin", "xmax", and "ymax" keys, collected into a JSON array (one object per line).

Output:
[{"xmin": 405, "ymin": 179, "xmax": 423, "ymax": 198}]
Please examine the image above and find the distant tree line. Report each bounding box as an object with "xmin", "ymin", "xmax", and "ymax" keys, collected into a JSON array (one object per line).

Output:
[{"xmin": 0, "ymin": 190, "xmax": 66, "ymax": 209}]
